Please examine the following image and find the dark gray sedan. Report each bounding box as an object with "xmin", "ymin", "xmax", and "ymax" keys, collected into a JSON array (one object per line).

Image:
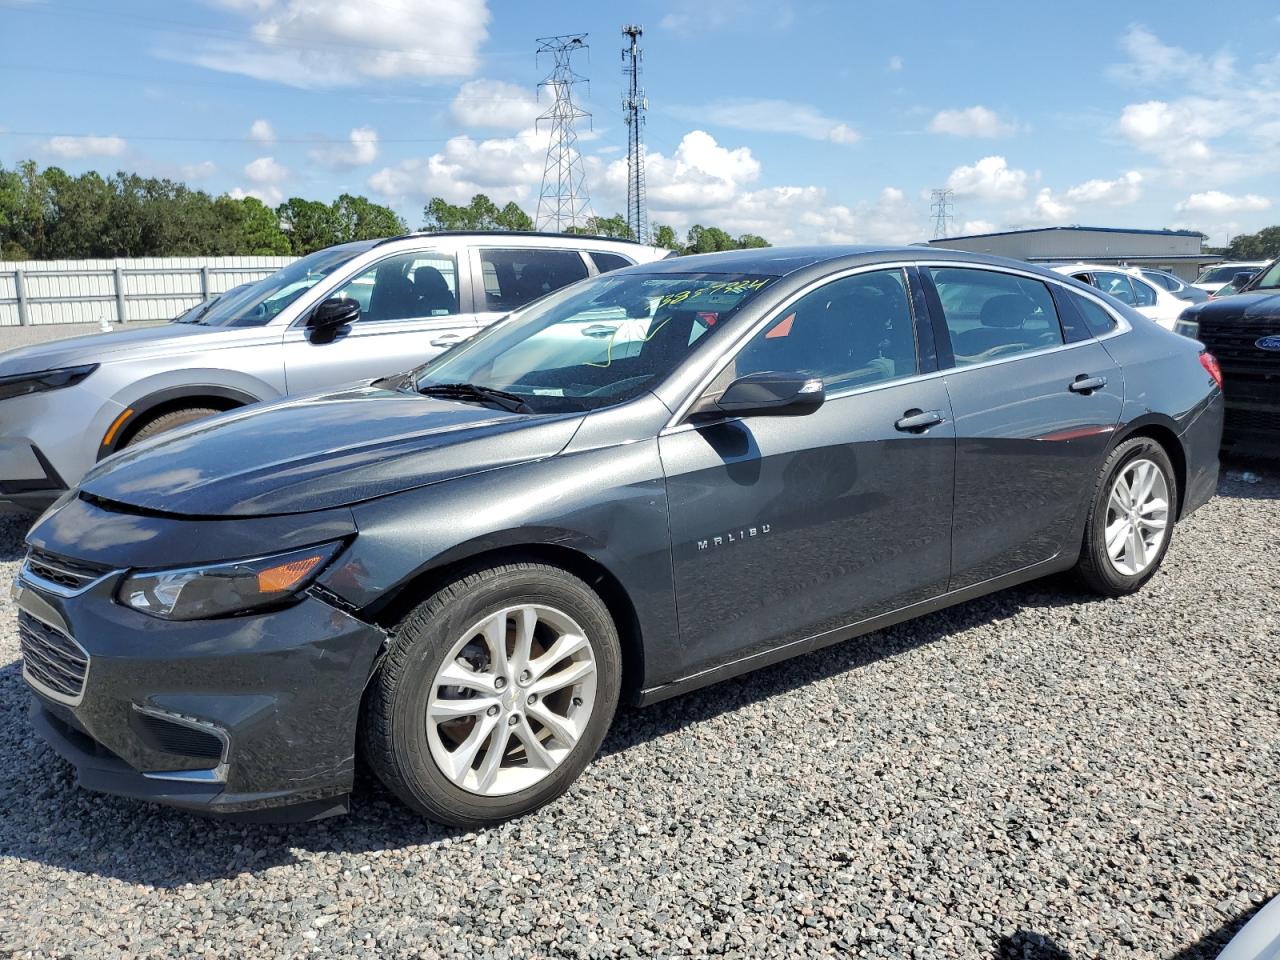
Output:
[{"xmin": 16, "ymin": 246, "xmax": 1223, "ymax": 827}]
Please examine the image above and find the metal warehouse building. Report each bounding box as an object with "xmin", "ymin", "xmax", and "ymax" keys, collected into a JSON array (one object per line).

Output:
[{"xmin": 928, "ymin": 226, "xmax": 1218, "ymax": 281}]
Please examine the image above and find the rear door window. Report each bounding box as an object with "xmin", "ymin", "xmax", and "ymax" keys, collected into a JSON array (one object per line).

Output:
[
  {"xmin": 478, "ymin": 249, "xmax": 590, "ymax": 312},
  {"xmin": 1068, "ymin": 292, "xmax": 1120, "ymax": 337},
  {"xmin": 929, "ymin": 267, "xmax": 1065, "ymax": 366},
  {"xmin": 590, "ymin": 251, "xmax": 635, "ymax": 274},
  {"xmin": 1092, "ymin": 271, "xmax": 1138, "ymax": 306}
]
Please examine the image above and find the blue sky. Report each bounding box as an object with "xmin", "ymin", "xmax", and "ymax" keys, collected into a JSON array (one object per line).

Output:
[{"xmin": 3, "ymin": 0, "xmax": 1280, "ymax": 246}]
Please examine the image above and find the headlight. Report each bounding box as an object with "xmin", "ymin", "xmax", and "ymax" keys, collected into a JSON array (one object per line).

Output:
[
  {"xmin": 0, "ymin": 363, "xmax": 98, "ymax": 402},
  {"xmin": 119, "ymin": 542, "xmax": 343, "ymax": 620},
  {"xmin": 1174, "ymin": 318, "xmax": 1200, "ymax": 340}
]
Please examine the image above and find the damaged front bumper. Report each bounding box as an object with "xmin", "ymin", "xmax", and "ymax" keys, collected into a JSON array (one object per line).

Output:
[{"xmin": 16, "ymin": 565, "xmax": 386, "ymax": 822}]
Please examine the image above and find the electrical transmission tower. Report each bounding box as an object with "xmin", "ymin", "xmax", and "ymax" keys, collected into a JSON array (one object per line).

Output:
[
  {"xmin": 535, "ymin": 34, "xmax": 594, "ymax": 233},
  {"xmin": 930, "ymin": 188, "xmax": 955, "ymax": 239},
  {"xmin": 621, "ymin": 24, "xmax": 649, "ymax": 244}
]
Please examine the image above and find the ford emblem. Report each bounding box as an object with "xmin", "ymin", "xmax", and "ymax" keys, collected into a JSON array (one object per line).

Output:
[{"xmin": 1257, "ymin": 334, "xmax": 1280, "ymax": 352}]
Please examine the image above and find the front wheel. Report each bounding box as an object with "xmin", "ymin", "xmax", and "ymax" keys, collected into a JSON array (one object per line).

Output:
[
  {"xmin": 361, "ymin": 562, "xmax": 622, "ymax": 827},
  {"xmin": 1075, "ymin": 437, "xmax": 1178, "ymax": 596}
]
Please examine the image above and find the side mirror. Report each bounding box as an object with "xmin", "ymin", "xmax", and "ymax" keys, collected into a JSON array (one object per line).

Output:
[
  {"xmin": 308, "ymin": 297, "xmax": 361, "ymax": 331},
  {"xmin": 713, "ymin": 371, "xmax": 825, "ymax": 418},
  {"xmin": 1232, "ymin": 271, "xmax": 1256, "ymax": 290}
]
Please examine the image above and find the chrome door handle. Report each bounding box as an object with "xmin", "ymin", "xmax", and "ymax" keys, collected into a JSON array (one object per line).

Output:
[
  {"xmin": 430, "ymin": 333, "xmax": 463, "ymax": 347},
  {"xmin": 1069, "ymin": 375, "xmax": 1107, "ymax": 394},
  {"xmin": 582, "ymin": 324, "xmax": 618, "ymax": 338},
  {"xmin": 894, "ymin": 409, "xmax": 945, "ymax": 432}
]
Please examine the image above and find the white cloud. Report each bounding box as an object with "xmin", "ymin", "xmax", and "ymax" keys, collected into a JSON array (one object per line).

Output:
[
  {"xmin": 1064, "ymin": 170, "xmax": 1143, "ymax": 205},
  {"xmin": 609, "ymin": 131, "xmax": 761, "ymax": 211},
  {"xmin": 928, "ymin": 106, "xmax": 1015, "ymax": 138},
  {"xmin": 368, "ymin": 128, "xmax": 551, "ymax": 209},
  {"xmin": 172, "ymin": 0, "xmax": 490, "ymax": 88},
  {"xmin": 248, "ymin": 119, "xmax": 275, "ymax": 144},
  {"xmin": 1175, "ymin": 190, "xmax": 1271, "ymax": 214},
  {"xmin": 235, "ymin": 156, "xmax": 290, "ymax": 205},
  {"xmin": 450, "ymin": 78, "xmax": 541, "ymax": 131},
  {"xmin": 180, "ymin": 161, "xmax": 217, "ymax": 181},
  {"xmin": 945, "ymin": 155, "xmax": 1029, "ymax": 201},
  {"xmin": 674, "ymin": 99, "xmax": 860, "ymax": 144},
  {"xmin": 1023, "ymin": 187, "xmax": 1074, "ymax": 225},
  {"xmin": 959, "ymin": 219, "xmax": 998, "ymax": 235},
  {"xmin": 310, "ymin": 126, "xmax": 379, "ymax": 169},
  {"xmin": 245, "ymin": 155, "xmax": 289, "ymax": 184},
  {"xmin": 887, "ymin": 55, "xmax": 903, "ymax": 72},
  {"xmin": 43, "ymin": 135, "xmax": 127, "ymax": 158}
]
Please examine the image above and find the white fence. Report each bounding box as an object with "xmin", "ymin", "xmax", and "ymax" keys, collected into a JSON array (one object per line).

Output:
[{"xmin": 0, "ymin": 256, "xmax": 297, "ymax": 326}]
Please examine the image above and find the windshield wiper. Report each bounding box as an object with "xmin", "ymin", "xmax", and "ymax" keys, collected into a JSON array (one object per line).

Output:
[{"xmin": 418, "ymin": 381, "xmax": 533, "ymax": 414}]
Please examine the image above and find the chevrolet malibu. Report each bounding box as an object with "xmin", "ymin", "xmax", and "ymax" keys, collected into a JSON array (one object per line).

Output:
[{"xmin": 16, "ymin": 246, "xmax": 1223, "ymax": 827}]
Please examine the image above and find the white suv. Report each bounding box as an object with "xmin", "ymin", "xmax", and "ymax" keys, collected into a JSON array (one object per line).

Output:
[
  {"xmin": 1051, "ymin": 263, "xmax": 1185, "ymax": 330},
  {"xmin": 0, "ymin": 232, "xmax": 668, "ymax": 508}
]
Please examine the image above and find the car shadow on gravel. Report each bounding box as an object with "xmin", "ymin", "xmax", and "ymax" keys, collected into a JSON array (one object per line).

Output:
[{"xmin": 0, "ymin": 577, "xmax": 1103, "ymax": 889}]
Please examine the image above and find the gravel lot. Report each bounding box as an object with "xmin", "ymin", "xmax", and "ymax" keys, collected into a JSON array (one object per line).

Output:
[{"xmin": 0, "ymin": 463, "xmax": 1275, "ymax": 959}]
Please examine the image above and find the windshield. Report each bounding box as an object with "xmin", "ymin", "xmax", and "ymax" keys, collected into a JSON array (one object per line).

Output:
[
  {"xmin": 1197, "ymin": 264, "xmax": 1260, "ymax": 284},
  {"xmin": 1250, "ymin": 260, "xmax": 1280, "ymax": 290},
  {"xmin": 195, "ymin": 243, "xmax": 375, "ymax": 327},
  {"xmin": 414, "ymin": 272, "xmax": 776, "ymax": 412}
]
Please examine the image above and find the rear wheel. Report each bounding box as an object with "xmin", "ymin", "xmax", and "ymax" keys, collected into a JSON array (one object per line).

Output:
[
  {"xmin": 1075, "ymin": 437, "xmax": 1178, "ymax": 596},
  {"xmin": 362, "ymin": 562, "xmax": 622, "ymax": 827},
  {"xmin": 124, "ymin": 406, "xmax": 222, "ymax": 446}
]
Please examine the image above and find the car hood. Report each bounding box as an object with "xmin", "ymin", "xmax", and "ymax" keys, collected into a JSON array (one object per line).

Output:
[
  {"xmin": 1183, "ymin": 290, "xmax": 1280, "ymax": 322},
  {"xmin": 0, "ymin": 323, "xmax": 273, "ymax": 376},
  {"xmin": 78, "ymin": 383, "xmax": 584, "ymax": 517}
]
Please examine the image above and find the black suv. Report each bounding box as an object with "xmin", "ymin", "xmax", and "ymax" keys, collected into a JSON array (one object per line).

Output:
[{"xmin": 1176, "ymin": 257, "xmax": 1280, "ymax": 453}]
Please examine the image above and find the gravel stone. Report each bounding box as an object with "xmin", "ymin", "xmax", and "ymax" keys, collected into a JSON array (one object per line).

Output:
[{"xmin": 0, "ymin": 462, "xmax": 1276, "ymax": 958}]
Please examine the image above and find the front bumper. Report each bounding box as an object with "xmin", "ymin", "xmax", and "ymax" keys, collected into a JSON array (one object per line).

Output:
[
  {"xmin": 0, "ymin": 438, "xmax": 67, "ymax": 510},
  {"xmin": 15, "ymin": 565, "xmax": 386, "ymax": 821}
]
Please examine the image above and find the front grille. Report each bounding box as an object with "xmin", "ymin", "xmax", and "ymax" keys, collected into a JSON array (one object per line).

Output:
[
  {"xmin": 25, "ymin": 549, "xmax": 110, "ymax": 592},
  {"xmin": 18, "ymin": 610, "xmax": 89, "ymax": 703}
]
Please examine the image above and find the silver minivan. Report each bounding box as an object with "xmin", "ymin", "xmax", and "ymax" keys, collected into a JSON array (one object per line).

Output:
[{"xmin": 0, "ymin": 232, "xmax": 668, "ymax": 508}]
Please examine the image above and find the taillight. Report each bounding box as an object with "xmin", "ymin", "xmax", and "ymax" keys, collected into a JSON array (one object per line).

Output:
[{"xmin": 1199, "ymin": 351, "xmax": 1223, "ymax": 389}]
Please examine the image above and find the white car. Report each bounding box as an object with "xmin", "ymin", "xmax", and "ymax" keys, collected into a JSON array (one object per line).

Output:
[
  {"xmin": 1051, "ymin": 263, "xmax": 1186, "ymax": 330},
  {"xmin": 1192, "ymin": 261, "xmax": 1268, "ymax": 295}
]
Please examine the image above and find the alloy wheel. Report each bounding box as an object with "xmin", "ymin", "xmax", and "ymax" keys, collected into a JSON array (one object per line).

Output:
[
  {"xmin": 426, "ymin": 604, "xmax": 598, "ymax": 797},
  {"xmin": 1104, "ymin": 458, "xmax": 1170, "ymax": 576}
]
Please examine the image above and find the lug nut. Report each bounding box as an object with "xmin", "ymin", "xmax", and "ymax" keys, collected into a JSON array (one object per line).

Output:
[
  {"xmin": 518, "ymin": 669, "xmax": 532, "ymax": 685},
  {"xmin": 526, "ymin": 694, "xmax": 537, "ymax": 706},
  {"xmin": 486, "ymin": 705, "xmax": 499, "ymax": 717},
  {"xmin": 494, "ymin": 677, "xmax": 507, "ymax": 690},
  {"xmin": 507, "ymin": 713, "xmax": 520, "ymax": 726}
]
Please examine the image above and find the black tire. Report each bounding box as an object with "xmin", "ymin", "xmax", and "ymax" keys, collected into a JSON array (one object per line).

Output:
[
  {"xmin": 361, "ymin": 562, "xmax": 622, "ymax": 828},
  {"xmin": 124, "ymin": 406, "xmax": 222, "ymax": 446},
  {"xmin": 1075, "ymin": 436, "xmax": 1179, "ymax": 596}
]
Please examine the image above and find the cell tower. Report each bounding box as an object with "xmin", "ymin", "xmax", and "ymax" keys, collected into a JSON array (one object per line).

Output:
[
  {"xmin": 621, "ymin": 24, "xmax": 649, "ymax": 244},
  {"xmin": 930, "ymin": 188, "xmax": 955, "ymax": 239},
  {"xmin": 535, "ymin": 34, "xmax": 594, "ymax": 232}
]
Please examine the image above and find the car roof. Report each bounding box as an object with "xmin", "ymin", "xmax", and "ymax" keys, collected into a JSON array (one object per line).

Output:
[
  {"xmin": 1049, "ymin": 262, "xmax": 1142, "ymax": 275},
  {"xmin": 372, "ymin": 231, "xmax": 664, "ymax": 252},
  {"xmin": 625, "ymin": 244, "xmax": 1057, "ymax": 279}
]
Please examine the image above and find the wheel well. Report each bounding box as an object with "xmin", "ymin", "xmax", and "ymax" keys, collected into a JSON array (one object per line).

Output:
[
  {"xmin": 1116, "ymin": 423, "xmax": 1188, "ymax": 519},
  {"xmin": 113, "ymin": 395, "xmax": 245, "ymax": 450},
  {"xmin": 367, "ymin": 544, "xmax": 646, "ymax": 703}
]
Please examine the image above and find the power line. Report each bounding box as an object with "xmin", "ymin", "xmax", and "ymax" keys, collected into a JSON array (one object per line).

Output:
[
  {"xmin": 621, "ymin": 24, "xmax": 649, "ymax": 244},
  {"xmin": 534, "ymin": 34, "xmax": 594, "ymax": 233},
  {"xmin": 0, "ymin": 130, "xmax": 472, "ymax": 145}
]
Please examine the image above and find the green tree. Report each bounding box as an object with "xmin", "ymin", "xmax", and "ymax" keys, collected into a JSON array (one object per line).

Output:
[
  {"xmin": 687, "ymin": 224, "xmax": 736, "ymax": 254},
  {"xmin": 583, "ymin": 213, "xmax": 632, "ymax": 239},
  {"xmin": 736, "ymin": 233, "xmax": 770, "ymax": 249},
  {"xmin": 423, "ymin": 193, "xmax": 534, "ymax": 232},
  {"xmin": 652, "ymin": 223, "xmax": 679, "ymax": 251},
  {"xmin": 332, "ymin": 193, "xmax": 407, "ymax": 242},
  {"xmin": 1226, "ymin": 226, "xmax": 1280, "ymax": 260},
  {"xmin": 213, "ymin": 196, "xmax": 289, "ymax": 255},
  {"xmin": 277, "ymin": 197, "xmax": 339, "ymax": 254}
]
